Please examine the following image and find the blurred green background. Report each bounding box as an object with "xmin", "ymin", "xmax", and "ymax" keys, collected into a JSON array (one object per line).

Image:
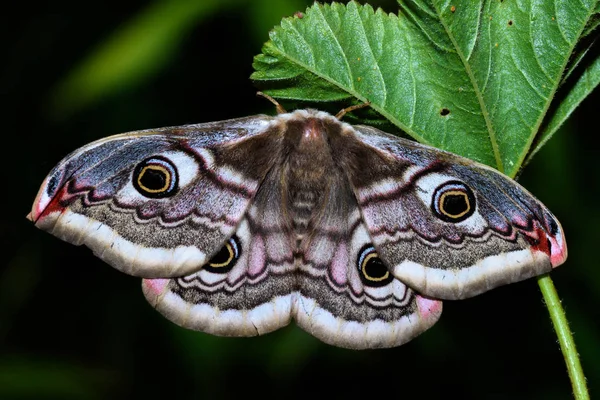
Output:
[{"xmin": 2, "ymin": 1, "xmax": 599, "ymax": 398}]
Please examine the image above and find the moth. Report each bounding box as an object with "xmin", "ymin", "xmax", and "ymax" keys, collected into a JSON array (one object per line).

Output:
[{"xmin": 29, "ymin": 105, "xmax": 567, "ymax": 349}]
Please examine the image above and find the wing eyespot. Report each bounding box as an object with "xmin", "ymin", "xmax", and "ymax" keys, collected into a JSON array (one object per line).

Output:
[
  {"xmin": 432, "ymin": 180, "xmax": 475, "ymax": 223},
  {"xmin": 204, "ymin": 236, "xmax": 241, "ymax": 273},
  {"xmin": 132, "ymin": 156, "xmax": 178, "ymax": 198},
  {"xmin": 357, "ymin": 245, "xmax": 393, "ymax": 287}
]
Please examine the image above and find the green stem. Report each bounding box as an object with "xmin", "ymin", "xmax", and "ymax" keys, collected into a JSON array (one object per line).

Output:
[{"xmin": 538, "ymin": 274, "xmax": 589, "ymax": 399}]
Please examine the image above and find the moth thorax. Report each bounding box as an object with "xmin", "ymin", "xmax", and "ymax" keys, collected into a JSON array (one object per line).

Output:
[{"xmin": 284, "ymin": 143, "xmax": 334, "ymax": 230}]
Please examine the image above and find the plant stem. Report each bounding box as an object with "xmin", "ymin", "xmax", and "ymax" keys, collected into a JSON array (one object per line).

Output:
[{"xmin": 538, "ymin": 274, "xmax": 589, "ymax": 400}]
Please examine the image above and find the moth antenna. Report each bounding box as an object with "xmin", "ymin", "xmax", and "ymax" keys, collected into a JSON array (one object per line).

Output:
[
  {"xmin": 256, "ymin": 92, "xmax": 287, "ymax": 114},
  {"xmin": 335, "ymin": 101, "xmax": 371, "ymax": 120}
]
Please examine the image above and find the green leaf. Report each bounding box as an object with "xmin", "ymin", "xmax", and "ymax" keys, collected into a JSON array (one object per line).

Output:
[
  {"xmin": 582, "ymin": 2, "xmax": 600, "ymax": 37},
  {"xmin": 526, "ymin": 49, "xmax": 600, "ymax": 166},
  {"xmin": 252, "ymin": 0, "xmax": 600, "ymax": 177}
]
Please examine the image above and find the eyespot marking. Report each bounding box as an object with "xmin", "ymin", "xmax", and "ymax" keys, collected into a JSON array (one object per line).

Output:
[
  {"xmin": 132, "ymin": 156, "xmax": 178, "ymax": 198},
  {"xmin": 432, "ymin": 180, "xmax": 475, "ymax": 223},
  {"xmin": 204, "ymin": 236, "xmax": 241, "ymax": 273},
  {"xmin": 357, "ymin": 245, "xmax": 393, "ymax": 287}
]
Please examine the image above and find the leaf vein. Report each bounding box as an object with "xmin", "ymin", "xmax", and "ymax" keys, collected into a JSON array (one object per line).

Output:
[{"xmin": 317, "ymin": 5, "xmax": 354, "ymax": 90}]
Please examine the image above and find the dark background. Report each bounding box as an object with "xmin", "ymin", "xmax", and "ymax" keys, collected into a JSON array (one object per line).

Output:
[{"xmin": 2, "ymin": 1, "xmax": 599, "ymax": 398}]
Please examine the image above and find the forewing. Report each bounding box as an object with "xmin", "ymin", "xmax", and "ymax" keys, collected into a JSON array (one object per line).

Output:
[
  {"xmin": 29, "ymin": 115, "xmax": 281, "ymax": 277},
  {"xmin": 345, "ymin": 125, "xmax": 567, "ymax": 300}
]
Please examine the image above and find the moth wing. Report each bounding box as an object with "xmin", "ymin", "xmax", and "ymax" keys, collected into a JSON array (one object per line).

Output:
[
  {"xmin": 29, "ymin": 115, "xmax": 282, "ymax": 278},
  {"xmin": 143, "ymin": 167, "xmax": 441, "ymax": 349},
  {"xmin": 294, "ymin": 173, "xmax": 441, "ymax": 349},
  {"xmin": 142, "ymin": 167, "xmax": 296, "ymax": 336},
  {"xmin": 344, "ymin": 125, "xmax": 567, "ymax": 300}
]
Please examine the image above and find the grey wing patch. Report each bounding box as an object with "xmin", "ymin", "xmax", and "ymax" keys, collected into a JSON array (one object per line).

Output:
[
  {"xmin": 30, "ymin": 115, "xmax": 285, "ymax": 278},
  {"xmin": 344, "ymin": 125, "xmax": 567, "ymax": 300},
  {"xmin": 293, "ymin": 179, "xmax": 441, "ymax": 349}
]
